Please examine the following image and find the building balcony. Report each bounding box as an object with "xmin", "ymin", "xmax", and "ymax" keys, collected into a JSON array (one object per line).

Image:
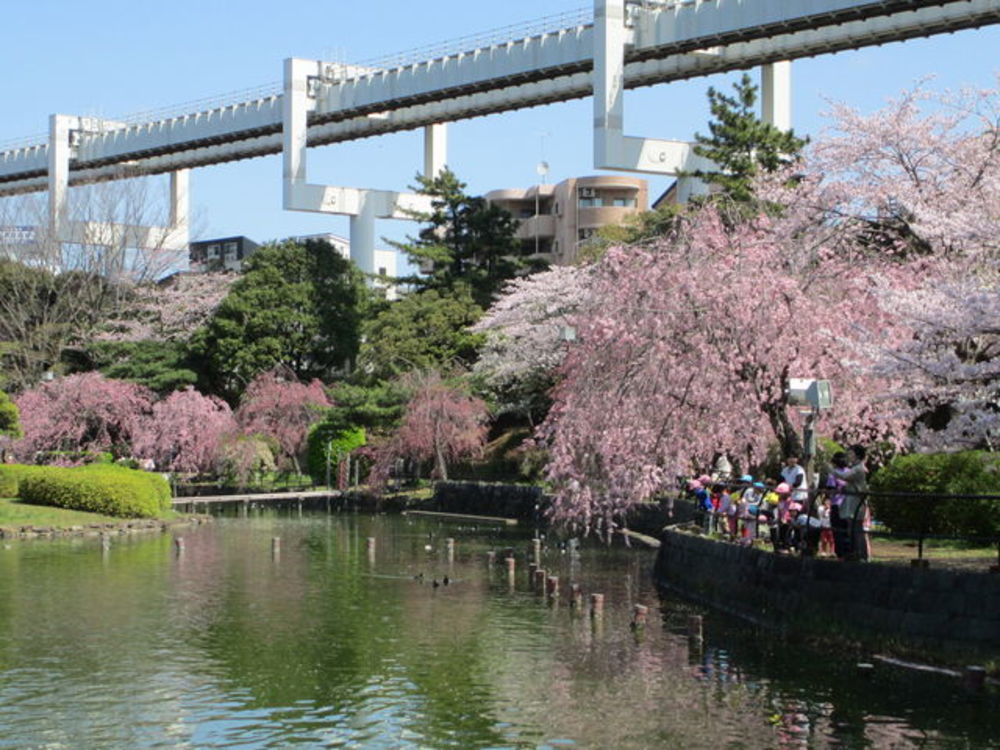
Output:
[{"xmin": 514, "ymin": 214, "xmax": 556, "ymax": 239}]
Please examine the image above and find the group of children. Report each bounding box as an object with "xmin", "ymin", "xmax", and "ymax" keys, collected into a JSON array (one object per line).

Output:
[{"xmin": 685, "ymin": 449, "xmax": 869, "ymax": 560}]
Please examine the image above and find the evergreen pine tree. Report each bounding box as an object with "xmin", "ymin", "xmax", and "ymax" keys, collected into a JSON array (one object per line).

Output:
[
  {"xmin": 392, "ymin": 168, "xmax": 523, "ymax": 308},
  {"xmin": 689, "ymin": 73, "xmax": 808, "ymax": 204}
]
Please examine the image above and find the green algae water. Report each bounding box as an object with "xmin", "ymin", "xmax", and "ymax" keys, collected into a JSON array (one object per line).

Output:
[{"xmin": 0, "ymin": 512, "xmax": 996, "ymax": 749}]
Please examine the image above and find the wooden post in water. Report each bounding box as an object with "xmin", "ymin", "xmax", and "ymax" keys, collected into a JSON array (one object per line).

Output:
[
  {"xmin": 590, "ymin": 593, "xmax": 604, "ymax": 617},
  {"xmin": 528, "ymin": 562, "xmax": 538, "ymax": 582},
  {"xmin": 487, "ymin": 550, "xmax": 496, "ymax": 566},
  {"xmin": 446, "ymin": 538, "xmax": 455, "ymax": 562},
  {"xmin": 687, "ymin": 615, "xmax": 703, "ymax": 642},
  {"xmin": 570, "ymin": 583, "xmax": 583, "ymax": 609},
  {"xmin": 533, "ymin": 568, "xmax": 547, "ymax": 593},
  {"xmin": 546, "ymin": 575, "xmax": 559, "ymax": 598},
  {"xmin": 532, "ymin": 537, "xmax": 542, "ymax": 565},
  {"xmin": 366, "ymin": 536, "xmax": 376, "ymax": 562},
  {"xmin": 505, "ymin": 556, "xmax": 516, "ymax": 576},
  {"xmin": 174, "ymin": 536, "xmax": 185, "ymax": 555},
  {"xmin": 272, "ymin": 536, "xmax": 281, "ymax": 560}
]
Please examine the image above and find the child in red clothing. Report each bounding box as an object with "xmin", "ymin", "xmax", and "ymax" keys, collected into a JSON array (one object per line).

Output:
[{"xmin": 818, "ymin": 496, "xmax": 834, "ymax": 556}]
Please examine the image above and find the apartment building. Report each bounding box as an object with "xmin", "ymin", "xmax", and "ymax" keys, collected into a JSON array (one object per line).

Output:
[
  {"xmin": 485, "ymin": 175, "xmax": 648, "ymax": 265},
  {"xmin": 188, "ymin": 236, "xmax": 259, "ymax": 273}
]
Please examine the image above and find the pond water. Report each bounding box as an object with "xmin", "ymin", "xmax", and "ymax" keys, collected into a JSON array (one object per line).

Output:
[{"xmin": 0, "ymin": 511, "xmax": 996, "ymax": 749}]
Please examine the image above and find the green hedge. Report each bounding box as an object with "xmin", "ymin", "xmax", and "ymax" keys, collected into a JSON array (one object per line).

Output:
[
  {"xmin": 869, "ymin": 451, "xmax": 1000, "ymax": 538},
  {"xmin": 18, "ymin": 464, "xmax": 171, "ymax": 518},
  {"xmin": 0, "ymin": 464, "xmax": 48, "ymax": 498}
]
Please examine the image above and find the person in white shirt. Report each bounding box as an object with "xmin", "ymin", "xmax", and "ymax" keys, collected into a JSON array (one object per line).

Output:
[{"xmin": 780, "ymin": 454, "xmax": 808, "ymax": 502}]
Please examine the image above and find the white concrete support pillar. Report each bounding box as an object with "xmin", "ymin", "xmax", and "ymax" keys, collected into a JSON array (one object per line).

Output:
[
  {"xmin": 48, "ymin": 114, "xmax": 76, "ymax": 244},
  {"xmin": 283, "ymin": 57, "xmax": 315, "ymax": 208},
  {"xmin": 423, "ymin": 124, "xmax": 448, "ymax": 179},
  {"xmin": 592, "ymin": 0, "xmax": 711, "ymax": 194},
  {"xmin": 349, "ymin": 193, "xmax": 376, "ymax": 276},
  {"xmin": 593, "ymin": 0, "xmax": 627, "ymax": 168},
  {"xmin": 168, "ymin": 169, "xmax": 190, "ymax": 248},
  {"xmin": 761, "ymin": 61, "xmax": 792, "ymax": 131},
  {"xmin": 281, "ymin": 55, "xmax": 431, "ymax": 284}
]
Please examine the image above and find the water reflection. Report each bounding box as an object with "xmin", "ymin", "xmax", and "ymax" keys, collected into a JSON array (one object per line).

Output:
[{"xmin": 0, "ymin": 513, "xmax": 995, "ymax": 748}]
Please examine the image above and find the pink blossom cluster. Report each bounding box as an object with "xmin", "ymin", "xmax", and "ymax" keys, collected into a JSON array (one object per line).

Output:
[
  {"xmin": 96, "ymin": 272, "xmax": 236, "ymax": 343},
  {"xmin": 476, "ymin": 80, "xmax": 1000, "ymax": 530},
  {"xmin": 370, "ymin": 370, "xmax": 488, "ymax": 486},
  {"xmin": 472, "ymin": 265, "xmax": 593, "ymax": 394},
  {"xmin": 533, "ymin": 207, "xmax": 906, "ymax": 533},
  {"xmin": 13, "ymin": 369, "xmax": 331, "ymax": 476},
  {"xmin": 235, "ymin": 370, "xmax": 331, "ymax": 472}
]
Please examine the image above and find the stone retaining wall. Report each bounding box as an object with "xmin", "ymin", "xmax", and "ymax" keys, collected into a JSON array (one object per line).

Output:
[
  {"xmin": 431, "ymin": 482, "xmax": 697, "ymax": 530},
  {"xmin": 432, "ymin": 482, "xmax": 545, "ymax": 521},
  {"xmin": 653, "ymin": 529, "xmax": 1000, "ymax": 655}
]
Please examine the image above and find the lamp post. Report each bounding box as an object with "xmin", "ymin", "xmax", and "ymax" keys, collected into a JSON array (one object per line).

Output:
[
  {"xmin": 535, "ymin": 160, "xmax": 549, "ymax": 256},
  {"xmin": 786, "ymin": 378, "xmax": 833, "ymax": 488}
]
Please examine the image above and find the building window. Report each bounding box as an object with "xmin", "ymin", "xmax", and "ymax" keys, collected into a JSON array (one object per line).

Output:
[
  {"xmin": 207, "ymin": 244, "xmax": 220, "ymax": 259},
  {"xmin": 378, "ymin": 267, "xmax": 387, "ymax": 277},
  {"xmin": 578, "ymin": 197, "xmax": 597, "ymax": 208},
  {"xmin": 612, "ymin": 197, "xmax": 637, "ymax": 208},
  {"xmin": 224, "ymin": 241, "xmax": 238, "ymax": 260}
]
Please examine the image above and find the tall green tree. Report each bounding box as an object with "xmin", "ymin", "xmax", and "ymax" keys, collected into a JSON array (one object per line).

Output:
[
  {"xmin": 688, "ymin": 73, "xmax": 808, "ymax": 204},
  {"xmin": 85, "ymin": 340, "xmax": 199, "ymax": 394},
  {"xmin": 193, "ymin": 239, "xmax": 371, "ymax": 403},
  {"xmin": 0, "ymin": 260, "xmax": 116, "ymax": 392},
  {"xmin": 357, "ymin": 285, "xmax": 484, "ymax": 384},
  {"xmin": 394, "ymin": 168, "xmax": 523, "ymax": 308}
]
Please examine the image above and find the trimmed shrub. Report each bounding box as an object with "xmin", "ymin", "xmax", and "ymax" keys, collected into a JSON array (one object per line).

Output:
[
  {"xmin": 34, "ymin": 450, "xmax": 115, "ymax": 467},
  {"xmin": 869, "ymin": 451, "xmax": 1000, "ymax": 538},
  {"xmin": 0, "ymin": 467, "xmax": 17, "ymax": 498},
  {"xmin": 0, "ymin": 464, "xmax": 48, "ymax": 498},
  {"xmin": 19, "ymin": 464, "xmax": 171, "ymax": 518}
]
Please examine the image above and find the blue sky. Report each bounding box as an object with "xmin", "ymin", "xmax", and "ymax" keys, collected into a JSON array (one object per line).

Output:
[{"xmin": 1, "ymin": 1, "xmax": 998, "ymax": 251}]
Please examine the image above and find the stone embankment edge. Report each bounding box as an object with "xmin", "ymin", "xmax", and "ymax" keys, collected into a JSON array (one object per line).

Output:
[
  {"xmin": 653, "ymin": 527, "xmax": 1000, "ymax": 666},
  {"xmin": 0, "ymin": 515, "xmax": 213, "ymax": 541}
]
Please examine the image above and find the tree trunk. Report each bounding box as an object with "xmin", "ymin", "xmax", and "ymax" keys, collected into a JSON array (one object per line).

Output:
[
  {"xmin": 435, "ymin": 441, "xmax": 448, "ymax": 481},
  {"xmin": 764, "ymin": 401, "xmax": 804, "ymax": 458}
]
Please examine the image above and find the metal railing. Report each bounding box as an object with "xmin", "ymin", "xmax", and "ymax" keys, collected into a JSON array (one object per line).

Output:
[
  {"xmin": 353, "ymin": 7, "xmax": 593, "ymax": 73},
  {"xmin": 677, "ymin": 482, "xmax": 1000, "ymax": 570}
]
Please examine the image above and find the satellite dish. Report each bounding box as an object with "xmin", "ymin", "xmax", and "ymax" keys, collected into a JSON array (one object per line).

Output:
[{"xmin": 536, "ymin": 160, "xmax": 549, "ymax": 177}]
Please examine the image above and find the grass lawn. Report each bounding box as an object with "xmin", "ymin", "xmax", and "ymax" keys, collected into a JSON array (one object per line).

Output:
[
  {"xmin": 869, "ymin": 536, "xmax": 999, "ymax": 570},
  {"xmin": 0, "ymin": 497, "xmax": 175, "ymax": 528}
]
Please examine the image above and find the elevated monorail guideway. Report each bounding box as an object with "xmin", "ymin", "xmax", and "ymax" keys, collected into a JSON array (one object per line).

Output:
[{"xmin": 1, "ymin": 0, "xmax": 998, "ymax": 269}]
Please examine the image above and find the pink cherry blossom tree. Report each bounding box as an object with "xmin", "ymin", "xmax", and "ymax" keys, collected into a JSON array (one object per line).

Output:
[
  {"xmin": 96, "ymin": 272, "xmax": 236, "ymax": 343},
  {"xmin": 14, "ymin": 372, "xmax": 155, "ymax": 461},
  {"xmin": 473, "ymin": 265, "xmax": 592, "ymax": 424},
  {"xmin": 235, "ymin": 369, "xmax": 331, "ymax": 474},
  {"xmin": 758, "ymin": 80, "xmax": 1000, "ymax": 450},
  {"xmin": 761, "ymin": 81, "xmax": 1000, "ymax": 263},
  {"xmin": 133, "ymin": 386, "xmax": 237, "ymax": 474},
  {"xmin": 370, "ymin": 371, "xmax": 489, "ymax": 486},
  {"xmin": 537, "ymin": 206, "xmax": 906, "ymax": 533},
  {"xmin": 864, "ymin": 262, "xmax": 1000, "ymax": 451}
]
